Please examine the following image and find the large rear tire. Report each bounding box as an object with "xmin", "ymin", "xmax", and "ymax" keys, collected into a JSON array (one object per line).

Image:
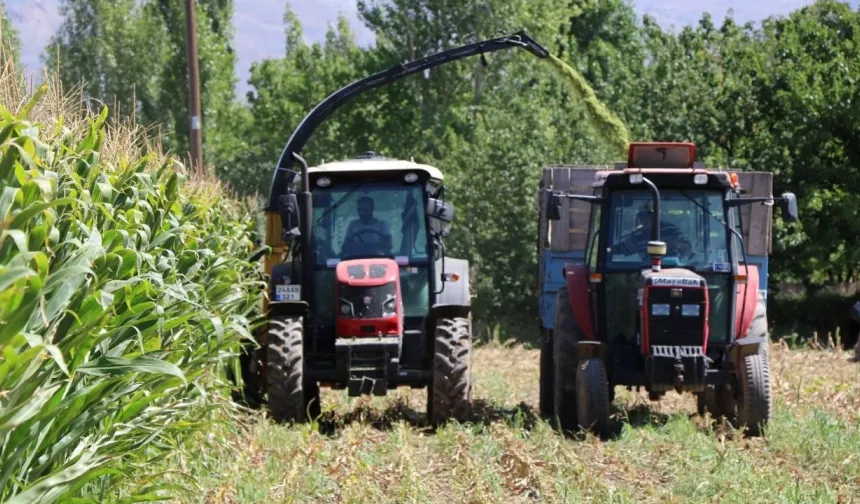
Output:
[
  {"xmin": 552, "ymin": 286, "xmax": 582, "ymax": 432},
  {"xmin": 267, "ymin": 316, "xmax": 320, "ymax": 423},
  {"xmin": 576, "ymin": 358, "xmax": 611, "ymax": 437},
  {"xmin": 539, "ymin": 329, "xmax": 555, "ymax": 419},
  {"xmin": 429, "ymin": 317, "xmax": 473, "ymax": 425}
]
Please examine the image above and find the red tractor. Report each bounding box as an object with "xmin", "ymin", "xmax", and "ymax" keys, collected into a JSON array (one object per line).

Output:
[{"xmin": 540, "ymin": 142, "xmax": 798, "ymax": 436}]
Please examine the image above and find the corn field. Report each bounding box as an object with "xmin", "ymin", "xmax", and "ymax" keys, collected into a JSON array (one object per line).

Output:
[{"xmin": 0, "ymin": 79, "xmax": 262, "ymax": 501}]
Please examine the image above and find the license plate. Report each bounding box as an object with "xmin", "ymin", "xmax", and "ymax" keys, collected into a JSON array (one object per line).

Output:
[{"xmin": 275, "ymin": 284, "xmax": 301, "ymax": 301}]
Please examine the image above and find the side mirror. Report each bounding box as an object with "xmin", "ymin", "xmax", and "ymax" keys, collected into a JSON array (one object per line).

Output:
[
  {"xmin": 546, "ymin": 191, "xmax": 562, "ymax": 221},
  {"xmin": 780, "ymin": 192, "xmax": 799, "ymax": 222},
  {"xmin": 427, "ymin": 198, "xmax": 454, "ymax": 223},
  {"xmin": 279, "ymin": 192, "xmax": 301, "ymax": 240}
]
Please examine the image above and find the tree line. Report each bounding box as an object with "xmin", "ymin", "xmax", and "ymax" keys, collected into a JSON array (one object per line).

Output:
[{"xmin": 10, "ymin": 0, "xmax": 860, "ymax": 333}]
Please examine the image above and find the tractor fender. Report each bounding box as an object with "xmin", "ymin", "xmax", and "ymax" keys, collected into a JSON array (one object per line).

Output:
[
  {"xmin": 430, "ymin": 304, "xmax": 471, "ymax": 321},
  {"xmin": 734, "ymin": 265, "xmax": 760, "ymax": 339},
  {"xmin": 576, "ymin": 340, "xmax": 608, "ymax": 363},
  {"xmin": 728, "ymin": 335, "xmax": 766, "ymax": 367},
  {"xmin": 434, "ymin": 257, "xmax": 471, "ymax": 307},
  {"xmin": 564, "ymin": 263, "xmax": 594, "ymax": 340}
]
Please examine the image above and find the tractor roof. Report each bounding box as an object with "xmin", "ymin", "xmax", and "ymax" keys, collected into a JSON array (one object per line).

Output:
[
  {"xmin": 309, "ymin": 154, "xmax": 444, "ymax": 182},
  {"xmin": 592, "ymin": 142, "xmax": 738, "ymax": 190}
]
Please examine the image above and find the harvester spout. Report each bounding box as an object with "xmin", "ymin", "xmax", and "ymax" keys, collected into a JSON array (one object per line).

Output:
[{"xmin": 267, "ymin": 30, "xmax": 550, "ymax": 209}]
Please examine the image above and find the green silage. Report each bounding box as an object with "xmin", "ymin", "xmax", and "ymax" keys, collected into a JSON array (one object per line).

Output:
[{"xmin": 546, "ymin": 54, "xmax": 630, "ymax": 156}]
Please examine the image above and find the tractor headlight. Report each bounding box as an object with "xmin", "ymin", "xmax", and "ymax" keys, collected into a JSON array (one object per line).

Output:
[
  {"xmin": 404, "ymin": 172, "xmax": 418, "ymax": 183},
  {"xmin": 382, "ymin": 297, "xmax": 396, "ymax": 317},
  {"xmin": 651, "ymin": 303, "xmax": 671, "ymax": 316},
  {"xmin": 316, "ymin": 176, "xmax": 331, "ymax": 188},
  {"xmin": 340, "ymin": 301, "xmax": 353, "ymax": 316}
]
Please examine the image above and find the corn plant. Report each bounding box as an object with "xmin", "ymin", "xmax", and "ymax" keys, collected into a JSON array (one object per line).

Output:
[{"xmin": 0, "ymin": 85, "xmax": 263, "ymax": 502}]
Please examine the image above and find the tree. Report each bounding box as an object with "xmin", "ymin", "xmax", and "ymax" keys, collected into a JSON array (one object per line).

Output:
[
  {"xmin": 219, "ymin": 8, "xmax": 376, "ymax": 196},
  {"xmin": 0, "ymin": 0, "xmax": 20, "ymax": 63},
  {"xmin": 45, "ymin": 0, "xmax": 238, "ymax": 167}
]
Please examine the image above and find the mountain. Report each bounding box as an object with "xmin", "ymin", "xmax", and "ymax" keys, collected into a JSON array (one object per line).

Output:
[{"xmin": 5, "ymin": 0, "xmax": 840, "ymax": 96}]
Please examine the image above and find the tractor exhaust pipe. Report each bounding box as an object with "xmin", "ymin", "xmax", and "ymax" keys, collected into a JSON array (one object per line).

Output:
[
  {"xmin": 293, "ymin": 152, "xmax": 314, "ymax": 304},
  {"xmin": 640, "ymin": 176, "xmax": 666, "ymax": 271}
]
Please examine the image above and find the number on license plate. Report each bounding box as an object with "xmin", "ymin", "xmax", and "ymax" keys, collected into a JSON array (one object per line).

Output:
[{"xmin": 275, "ymin": 284, "xmax": 301, "ymax": 301}]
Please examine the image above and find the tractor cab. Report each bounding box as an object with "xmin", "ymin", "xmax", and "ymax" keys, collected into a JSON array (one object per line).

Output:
[{"xmin": 540, "ymin": 142, "xmax": 798, "ymax": 437}]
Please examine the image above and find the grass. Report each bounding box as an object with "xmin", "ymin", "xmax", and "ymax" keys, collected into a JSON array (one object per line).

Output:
[{"xmin": 112, "ymin": 341, "xmax": 860, "ymax": 503}]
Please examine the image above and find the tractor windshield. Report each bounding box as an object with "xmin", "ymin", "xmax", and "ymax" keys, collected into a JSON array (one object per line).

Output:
[
  {"xmin": 312, "ymin": 181, "xmax": 429, "ymax": 264},
  {"xmin": 606, "ymin": 190, "xmax": 730, "ymax": 271}
]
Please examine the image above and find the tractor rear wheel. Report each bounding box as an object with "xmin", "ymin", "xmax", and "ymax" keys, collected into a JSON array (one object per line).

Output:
[
  {"xmin": 552, "ymin": 286, "xmax": 582, "ymax": 432},
  {"xmin": 539, "ymin": 329, "xmax": 555, "ymax": 419},
  {"xmin": 428, "ymin": 317, "xmax": 473, "ymax": 425},
  {"xmin": 267, "ymin": 315, "xmax": 320, "ymax": 423},
  {"xmin": 576, "ymin": 358, "xmax": 611, "ymax": 437},
  {"xmin": 738, "ymin": 353, "xmax": 772, "ymax": 436}
]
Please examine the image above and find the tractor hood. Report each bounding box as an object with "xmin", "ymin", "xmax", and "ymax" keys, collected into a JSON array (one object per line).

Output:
[{"xmin": 335, "ymin": 259, "xmax": 399, "ymax": 287}]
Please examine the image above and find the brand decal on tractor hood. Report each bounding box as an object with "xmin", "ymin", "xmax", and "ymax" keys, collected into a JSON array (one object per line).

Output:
[{"xmin": 650, "ymin": 277, "xmax": 702, "ymax": 287}]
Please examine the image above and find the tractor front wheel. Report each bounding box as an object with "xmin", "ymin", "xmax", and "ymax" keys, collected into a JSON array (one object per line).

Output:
[
  {"xmin": 738, "ymin": 353, "xmax": 773, "ymax": 436},
  {"xmin": 266, "ymin": 315, "xmax": 320, "ymax": 423},
  {"xmin": 735, "ymin": 291, "xmax": 772, "ymax": 435},
  {"xmin": 576, "ymin": 358, "xmax": 611, "ymax": 437},
  {"xmin": 428, "ymin": 317, "xmax": 473, "ymax": 425}
]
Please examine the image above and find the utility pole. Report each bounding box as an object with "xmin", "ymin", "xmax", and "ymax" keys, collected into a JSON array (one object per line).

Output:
[{"xmin": 184, "ymin": 0, "xmax": 204, "ymax": 175}]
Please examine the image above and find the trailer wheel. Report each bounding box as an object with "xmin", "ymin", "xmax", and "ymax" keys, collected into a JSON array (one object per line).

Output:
[
  {"xmin": 738, "ymin": 353, "xmax": 772, "ymax": 436},
  {"xmin": 267, "ymin": 315, "xmax": 320, "ymax": 423},
  {"xmin": 539, "ymin": 329, "xmax": 555, "ymax": 419},
  {"xmin": 429, "ymin": 317, "xmax": 472, "ymax": 425},
  {"xmin": 576, "ymin": 358, "xmax": 611, "ymax": 437},
  {"xmin": 552, "ymin": 286, "xmax": 581, "ymax": 431}
]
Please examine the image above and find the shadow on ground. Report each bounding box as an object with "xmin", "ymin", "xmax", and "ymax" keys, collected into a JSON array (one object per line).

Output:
[
  {"xmin": 315, "ymin": 398, "xmax": 540, "ymax": 436},
  {"xmin": 312, "ymin": 396, "xmax": 700, "ymax": 441}
]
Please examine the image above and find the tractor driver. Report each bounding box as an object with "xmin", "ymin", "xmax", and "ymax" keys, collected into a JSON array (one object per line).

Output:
[
  {"xmin": 611, "ymin": 208, "xmax": 692, "ymax": 260},
  {"xmin": 343, "ymin": 195, "xmax": 392, "ymax": 256}
]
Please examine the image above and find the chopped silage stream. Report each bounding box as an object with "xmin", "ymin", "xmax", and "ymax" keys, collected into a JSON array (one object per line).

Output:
[{"xmin": 546, "ymin": 54, "xmax": 630, "ymax": 156}]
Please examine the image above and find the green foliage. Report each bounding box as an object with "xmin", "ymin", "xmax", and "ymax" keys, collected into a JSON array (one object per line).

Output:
[
  {"xmin": 46, "ymin": 0, "xmax": 238, "ymax": 166},
  {"xmin": 50, "ymin": 0, "xmax": 860, "ymax": 334},
  {"xmin": 0, "ymin": 1, "xmax": 20, "ymax": 63},
  {"xmin": 0, "ymin": 88, "xmax": 261, "ymax": 500}
]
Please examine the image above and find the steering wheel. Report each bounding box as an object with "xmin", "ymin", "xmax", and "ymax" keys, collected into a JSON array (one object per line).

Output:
[{"xmin": 343, "ymin": 229, "xmax": 390, "ymax": 255}]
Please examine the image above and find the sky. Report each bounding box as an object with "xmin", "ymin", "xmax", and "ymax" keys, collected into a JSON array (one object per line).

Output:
[{"xmin": 4, "ymin": 0, "xmax": 851, "ymax": 96}]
